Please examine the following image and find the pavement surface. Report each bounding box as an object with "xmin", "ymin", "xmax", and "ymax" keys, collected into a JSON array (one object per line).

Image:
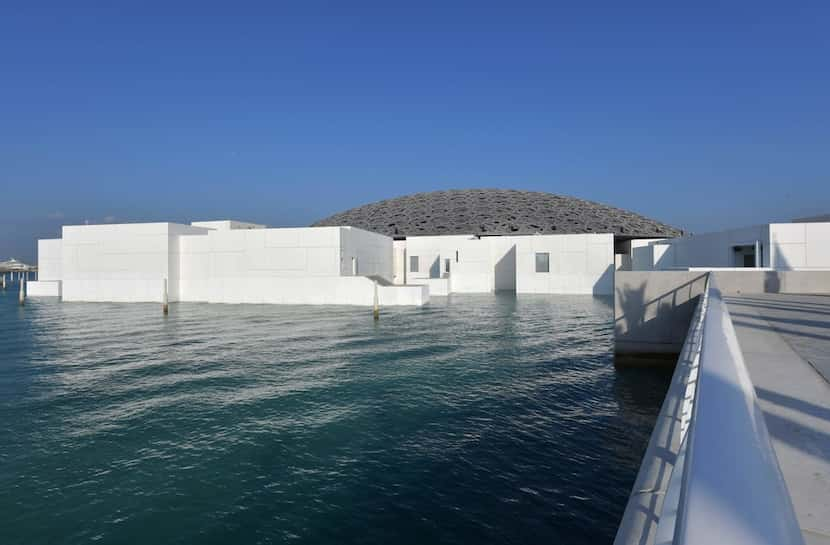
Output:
[{"xmin": 726, "ymin": 294, "xmax": 830, "ymax": 545}]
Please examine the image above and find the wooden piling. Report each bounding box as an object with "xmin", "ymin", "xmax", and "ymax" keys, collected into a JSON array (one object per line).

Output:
[{"xmin": 19, "ymin": 275, "xmax": 25, "ymax": 306}]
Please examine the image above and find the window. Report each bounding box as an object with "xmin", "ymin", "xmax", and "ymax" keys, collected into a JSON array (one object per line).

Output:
[
  {"xmin": 535, "ymin": 252, "xmax": 550, "ymax": 273},
  {"xmin": 455, "ymin": 250, "xmax": 459, "ymax": 263},
  {"xmin": 410, "ymin": 255, "xmax": 419, "ymax": 272},
  {"xmin": 444, "ymin": 258, "xmax": 451, "ymax": 274}
]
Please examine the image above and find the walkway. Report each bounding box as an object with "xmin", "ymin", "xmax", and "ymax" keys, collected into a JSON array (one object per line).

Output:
[{"xmin": 726, "ymin": 294, "xmax": 830, "ymax": 545}]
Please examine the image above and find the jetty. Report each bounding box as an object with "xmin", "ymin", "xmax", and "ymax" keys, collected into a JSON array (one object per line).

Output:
[{"xmin": 614, "ymin": 271, "xmax": 830, "ymax": 545}]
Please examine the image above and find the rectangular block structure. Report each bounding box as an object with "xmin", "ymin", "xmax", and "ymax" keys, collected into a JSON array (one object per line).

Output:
[
  {"xmin": 30, "ymin": 221, "xmax": 420, "ymax": 306},
  {"xmin": 401, "ymin": 233, "xmax": 615, "ymax": 295},
  {"xmin": 30, "ymin": 219, "xmax": 618, "ymax": 306},
  {"xmin": 26, "ymin": 280, "xmax": 62, "ymax": 297},
  {"xmin": 627, "ymin": 221, "xmax": 830, "ymax": 271}
]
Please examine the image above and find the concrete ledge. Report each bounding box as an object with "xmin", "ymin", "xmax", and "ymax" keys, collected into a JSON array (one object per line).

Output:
[
  {"xmin": 711, "ymin": 270, "xmax": 830, "ymax": 295},
  {"xmin": 411, "ymin": 278, "xmax": 450, "ymax": 296},
  {"xmin": 26, "ymin": 280, "xmax": 61, "ymax": 297},
  {"xmin": 615, "ymin": 271, "xmax": 830, "ymax": 359},
  {"xmin": 615, "ymin": 272, "xmax": 708, "ymax": 357}
]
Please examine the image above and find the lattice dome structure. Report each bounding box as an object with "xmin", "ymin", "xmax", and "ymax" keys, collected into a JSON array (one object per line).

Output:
[{"xmin": 312, "ymin": 189, "xmax": 682, "ymax": 239}]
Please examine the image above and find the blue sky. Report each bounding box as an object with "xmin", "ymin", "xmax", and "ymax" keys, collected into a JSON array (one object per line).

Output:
[{"xmin": 2, "ymin": 1, "xmax": 829, "ymax": 262}]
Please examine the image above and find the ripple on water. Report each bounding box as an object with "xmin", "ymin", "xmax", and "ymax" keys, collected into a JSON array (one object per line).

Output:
[{"xmin": 0, "ymin": 291, "xmax": 669, "ymax": 545}]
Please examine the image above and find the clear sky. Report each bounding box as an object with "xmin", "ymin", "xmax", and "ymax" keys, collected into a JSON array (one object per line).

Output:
[{"xmin": 2, "ymin": 1, "xmax": 828, "ymax": 262}]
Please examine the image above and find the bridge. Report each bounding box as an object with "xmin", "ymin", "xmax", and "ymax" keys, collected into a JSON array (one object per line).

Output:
[{"xmin": 614, "ymin": 271, "xmax": 830, "ymax": 545}]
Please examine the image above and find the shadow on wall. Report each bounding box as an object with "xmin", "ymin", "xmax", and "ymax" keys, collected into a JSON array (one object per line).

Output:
[
  {"xmin": 764, "ymin": 272, "xmax": 781, "ymax": 294},
  {"xmin": 494, "ymin": 245, "xmax": 516, "ymax": 291},
  {"xmin": 763, "ymin": 245, "xmax": 790, "ymax": 292},
  {"xmin": 429, "ymin": 256, "xmax": 441, "ymax": 279},
  {"xmin": 614, "ymin": 274, "xmax": 709, "ymax": 355},
  {"xmin": 593, "ymin": 265, "xmax": 614, "ymax": 296}
]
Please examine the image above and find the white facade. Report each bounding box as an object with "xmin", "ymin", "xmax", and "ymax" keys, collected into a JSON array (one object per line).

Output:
[
  {"xmin": 27, "ymin": 220, "xmax": 617, "ymax": 305},
  {"xmin": 28, "ymin": 221, "xmax": 425, "ymax": 306},
  {"xmin": 399, "ymin": 233, "xmax": 615, "ymax": 295},
  {"xmin": 630, "ymin": 222, "xmax": 830, "ymax": 271}
]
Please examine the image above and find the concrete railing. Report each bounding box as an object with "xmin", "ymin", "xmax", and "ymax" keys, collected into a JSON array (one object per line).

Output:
[
  {"xmin": 614, "ymin": 275, "xmax": 708, "ymax": 545},
  {"xmin": 615, "ymin": 274, "xmax": 804, "ymax": 545}
]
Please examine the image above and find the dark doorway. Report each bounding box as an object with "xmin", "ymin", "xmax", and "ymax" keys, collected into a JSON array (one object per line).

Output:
[{"xmin": 732, "ymin": 245, "xmax": 756, "ymax": 268}]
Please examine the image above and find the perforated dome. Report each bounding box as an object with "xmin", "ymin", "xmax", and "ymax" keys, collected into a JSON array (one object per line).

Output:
[{"xmin": 312, "ymin": 189, "xmax": 682, "ymax": 239}]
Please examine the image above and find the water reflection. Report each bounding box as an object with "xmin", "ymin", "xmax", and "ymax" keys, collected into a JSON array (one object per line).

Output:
[{"xmin": 0, "ymin": 291, "xmax": 668, "ymax": 545}]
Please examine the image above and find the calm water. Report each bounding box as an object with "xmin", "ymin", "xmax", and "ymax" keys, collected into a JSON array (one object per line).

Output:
[{"xmin": 0, "ymin": 286, "xmax": 669, "ymax": 545}]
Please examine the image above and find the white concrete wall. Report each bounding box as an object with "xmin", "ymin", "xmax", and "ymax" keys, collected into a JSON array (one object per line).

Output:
[
  {"xmin": 27, "ymin": 280, "xmax": 62, "ymax": 297},
  {"xmin": 168, "ymin": 223, "xmax": 211, "ymax": 301},
  {"xmin": 176, "ymin": 226, "xmax": 413, "ymax": 305},
  {"xmin": 177, "ymin": 233, "xmax": 212, "ymax": 302},
  {"xmin": 30, "ymin": 223, "xmax": 419, "ymax": 306},
  {"xmin": 32, "ymin": 221, "xmax": 618, "ymax": 302},
  {"xmin": 59, "ymin": 223, "xmax": 202, "ymax": 303},
  {"xmin": 445, "ymin": 238, "xmax": 493, "ymax": 292},
  {"xmin": 659, "ymin": 225, "xmax": 771, "ymax": 269},
  {"xmin": 652, "ymin": 222, "xmax": 830, "ymax": 271},
  {"xmin": 339, "ymin": 227, "xmax": 393, "ymax": 281},
  {"xmin": 392, "ymin": 240, "xmax": 406, "ymax": 284},
  {"xmin": 514, "ymin": 233, "xmax": 614, "ymax": 295},
  {"xmin": 490, "ymin": 237, "xmax": 518, "ymax": 291},
  {"xmin": 198, "ymin": 275, "xmax": 427, "ymax": 306},
  {"xmin": 37, "ymin": 239, "xmax": 63, "ymax": 281},
  {"xmin": 179, "ymin": 226, "xmax": 343, "ymax": 302},
  {"xmin": 410, "ymin": 278, "xmax": 451, "ymax": 296},
  {"xmin": 630, "ymin": 238, "xmax": 668, "ymax": 271},
  {"xmin": 378, "ymin": 282, "xmax": 428, "ymax": 306},
  {"xmin": 404, "ymin": 235, "xmax": 471, "ymax": 282},
  {"xmin": 403, "ymin": 233, "xmax": 614, "ymax": 295},
  {"xmin": 770, "ymin": 222, "xmax": 830, "ymax": 269},
  {"xmin": 190, "ymin": 220, "xmax": 266, "ymax": 231}
]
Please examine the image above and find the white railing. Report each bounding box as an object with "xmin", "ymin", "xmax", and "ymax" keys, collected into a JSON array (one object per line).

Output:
[{"xmin": 616, "ymin": 274, "xmax": 804, "ymax": 545}]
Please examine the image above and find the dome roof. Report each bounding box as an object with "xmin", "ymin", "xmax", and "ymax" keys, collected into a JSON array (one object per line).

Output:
[{"xmin": 312, "ymin": 189, "xmax": 682, "ymax": 239}]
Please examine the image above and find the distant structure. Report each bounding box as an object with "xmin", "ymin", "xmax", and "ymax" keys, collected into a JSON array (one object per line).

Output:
[
  {"xmin": 312, "ymin": 189, "xmax": 682, "ymax": 239},
  {"xmin": 0, "ymin": 258, "xmax": 36, "ymax": 275}
]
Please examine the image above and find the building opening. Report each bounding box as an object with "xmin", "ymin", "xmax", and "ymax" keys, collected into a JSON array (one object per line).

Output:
[{"xmin": 732, "ymin": 244, "xmax": 757, "ymax": 268}]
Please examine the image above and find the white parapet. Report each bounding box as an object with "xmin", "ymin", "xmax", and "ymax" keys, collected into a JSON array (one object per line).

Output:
[
  {"xmin": 201, "ymin": 276, "xmax": 427, "ymax": 306},
  {"xmin": 26, "ymin": 280, "xmax": 62, "ymax": 297},
  {"xmin": 378, "ymin": 283, "xmax": 429, "ymax": 306},
  {"xmin": 411, "ymin": 278, "xmax": 450, "ymax": 296}
]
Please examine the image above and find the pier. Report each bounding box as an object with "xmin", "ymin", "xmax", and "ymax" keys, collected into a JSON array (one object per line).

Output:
[{"xmin": 615, "ymin": 273, "xmax": 830, "ymax": 545}]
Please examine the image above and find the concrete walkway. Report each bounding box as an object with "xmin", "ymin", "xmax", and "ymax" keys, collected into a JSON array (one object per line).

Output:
[{"xmin": 726, "ymin": 294, "xmax": 830, "ymax": 545}]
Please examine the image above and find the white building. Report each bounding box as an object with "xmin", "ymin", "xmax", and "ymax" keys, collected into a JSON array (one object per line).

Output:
[
  {"xmin": 27, "ymin": 222, "xmax": 424, "ymax": 305},
  {"xmin": 396, "ymin": 233, "xmax": 614, "ymax": 295},
  {"xmin": 27, "ymin": 220, "xmax": 616, "ymax": 305},
  {"xmin": 26, "ymin": 190, "xmax": 691, "ymax": 306},
  {"xmin": 628, "ymin": 220, "xmax": 830, "ymax": 271}
]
